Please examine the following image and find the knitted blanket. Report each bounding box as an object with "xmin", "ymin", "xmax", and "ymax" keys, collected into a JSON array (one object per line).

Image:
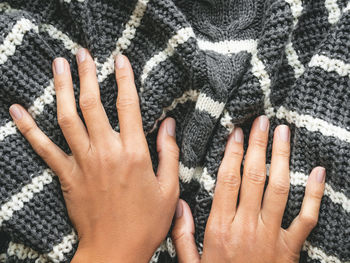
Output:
[{"xmin": 0, "ymin": 0, "xmax": 349, "ymax": 262}]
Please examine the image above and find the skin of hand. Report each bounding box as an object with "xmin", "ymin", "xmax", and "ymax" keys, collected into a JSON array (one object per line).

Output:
[
  {"xmin": 172, "ymin": 116, "xmax": 326, "ymax": 263},
  {"xmin": 9, "ymin": 49, "xmax": 180, "ymax": 263}
]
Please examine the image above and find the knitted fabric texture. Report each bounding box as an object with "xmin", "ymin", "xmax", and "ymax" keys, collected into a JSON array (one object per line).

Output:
[{"xmin": 0, "ymin": 0, "xmax": 349, "ymax": 262}]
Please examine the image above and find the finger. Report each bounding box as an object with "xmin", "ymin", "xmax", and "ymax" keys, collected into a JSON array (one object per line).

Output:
[
  {"xmin": 239, "ymin": 115, "xmax": 269, "ymax": 217},
  {"xmin": 157, "ymin": 118, "xmax": 179, "ymax": 197},
  {"xmin": 261, "ymin": 125, "xmax": 290, "ymax": 228},
  {"xmin": 9, "ymin": 104, "xmax": 72, "ymax": 179},
  {"xmin": 211, "ymin": 127, "xmax": 244, "ymax": 222},
  {"xmin": 287, "ymin": 167, "xmax": 325, "ymax": 251},
  {"xmin": 77, "ymin": 48, "xmax": 112, "ymax": 142},
  {"xmin": 53, "ymin": 58, "xmax": 89, "ymax": 154},
  {"xmin": 172, "ymin": 200, "xmax": 201, "ymax": 263},
  {"xmin": 115, "ymin": 55, "xmax": 146, "ymax": 147}
]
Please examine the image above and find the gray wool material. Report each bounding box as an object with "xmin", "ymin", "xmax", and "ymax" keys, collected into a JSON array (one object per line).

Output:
[{"xmin": 0, "ymin": 0, "xmax": 350, "ymax": 262}]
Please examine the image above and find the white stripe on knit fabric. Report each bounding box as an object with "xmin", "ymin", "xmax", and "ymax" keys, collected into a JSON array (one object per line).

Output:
[
  {"xmin": 0, "ymin": 169, "xmax": 54, "ymax": 226},
  {"xmin": 220, "ymin": 111, "xmax": 235, "ymax": 134},
  {"xmin": 40, "ymin": 24, "xmax": 81, "ymax": 55},
  {"xmin": 251, "ymin": 52, "xmax": 275, "ymax": 117},
  {"xmin": 150, "ymin": 238, "xmax": 176, "ymax": 263},
  {"xmin": 290, "ymin": 171, "xmax": 350, "ymax": 213},
  {"xmin": 0, "ymin": 2, "xmax": 11, "ymax": 12},
  {"xmin": 285, "ymin": 0, "xmax": 305, "ymax": 79},
  {"xmin": 179, "ymin": 162, "xmax": 203, "ymax": 183},
  {"xmin": 276, "ymin": 106, "xmax": 350, "ymax": 143},
  {"xmin": 325, "ymin": 0, "xmax": 342, "ymax": 24},
  {"xmin": 63, "ymin": 0, "xmax": 85, "ymax": 3},
  {"xmin": 140, "ymin": 27, "xmax": 195, "ymax": 89},
  {"xmin": 0, "ymin": 18, "xmax": 38, "ymax": 65},
  {"xmin": 303, "ymin": 241, "xmax": 343, "ymax": 263},
  {"xmin": 7, "ymin": 230, "xmax": 77, "ymax": 263},
  {"xmin": 309, "ymin": 54, "xmax": 350, "ymax": 78},
  {"xmin": 0, "ymin": 253, "xmax": 6, "ymax": 262},
  {"xmin": 195, "ymin": 93, "xmax": 225, "ymax": 119},
  {"xmin": 97, "ymin": 0, "xmax": 150, "ymax": 83},
  {"xmin": 197, "ymin": 39, "xmax": 257, "ymax": 55},
  {"xmin": 148, "ymin": 89, "xmax": 199, "ymax": 134}
]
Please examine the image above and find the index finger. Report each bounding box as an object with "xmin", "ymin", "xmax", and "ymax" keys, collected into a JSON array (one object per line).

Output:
[{"xmin": 115, "ymin": 55, "xmax": 146, "ymax": 146}]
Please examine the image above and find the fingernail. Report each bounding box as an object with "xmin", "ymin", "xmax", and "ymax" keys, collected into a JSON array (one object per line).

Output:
[
  {"xmin": 316, "ymin": 167, "xmax": 326, "ymax": 184},
  {"xmin": 9, "ymin": 105, "xmax": 23, "ymax": 120},
  {"xmin": 175, "ymin": 200, "xmax": 183, "ymax": 218},
  {"xmin": 166, "ymin": 118, "xmax": 176, "ymax": 137},
  {"xmin": 76, "ymin": 48, "xmax": 86, "ymax": 63},
  {"xmin": 115, "ymin": 54, "xmax": 125, "ymax": 69},
  {"xmin": 233, "ymin": 127, "xmax": 243, "ymax": 143},
  {"xmin": 259, "ymin": 115, "xmax": 269, "ymax": 131},
  {"xmin": 54, "ymin": 58, "xmax": 65, "ymax": 75},
  {"xmin": 278, "ymin": 125, "xmax": 290, "ymax": 142}
]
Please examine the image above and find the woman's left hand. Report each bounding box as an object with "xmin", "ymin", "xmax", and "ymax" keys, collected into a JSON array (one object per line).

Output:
[{"xmin": 9, "ymin": 50, "xmax": 180, "ymax": 263}]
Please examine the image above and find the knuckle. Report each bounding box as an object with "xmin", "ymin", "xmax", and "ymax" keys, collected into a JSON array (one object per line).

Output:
[
  {"xmin": 34, "ymin": 141, "xmax": 51, "ymax": 157},
  {"xmin": 116, "ymin": 71, "xmax": 130, "ymax": 82},
  {"xmin": 251, "ymin": 136, "xmax": 268, "ymax": 149},
  {"xmin": 20, "ymin": 122, "xmax": 36, "ymax": 137},
  {"xmin": 116, "ymin": 97, "xmax": 139, "ymax": 112},
  {"xmin": 275, "ymin": 145, "xmax": 290, "ymax": 158},
  {"xmin": 57, "ymin": 113, "xmax": 76, "ymax": 128},
  {"xmin": 78, "ymin": 61, "xmax": 96, "ymax": 76},
  {"xmin": 54, "ymin": 78, "xmax": 70, "ymax": 91},
  {"xmin": 269, "ymin": 180, "xmax": 290, "ymax": 195},
  {"xmin": 308, "ymin": 189, "xmax": 324, "ymax": 200},
  {"xmin": 80, "ymin": 94, "xmax": 99, "ymax": 110},
  {"xmin": 227, "ymin": 147, "xmax": 244, "ymax": 159},
  {"xmin": 124, "ymin": 147, "xmax": 147, "ymax": 164},
  {"xmin": 218, "ymin": 169, "xmax": 241, "ymax": 190},
  {"xmin": 299, "ymin": 214, "xmax": 318, "ymax": 229},
  {"xmin": 245, "ymin": 168, "xmax": 266, "ymax": 185}
]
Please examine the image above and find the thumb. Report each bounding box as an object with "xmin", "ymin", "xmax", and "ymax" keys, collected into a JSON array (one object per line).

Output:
[
  {"xmin": 172, "ymin": 199, "xmax": 201, "ymax": 263},
  {"xmin": 156, "ymin": 118, "xmax": 180, "ymax": 196}
]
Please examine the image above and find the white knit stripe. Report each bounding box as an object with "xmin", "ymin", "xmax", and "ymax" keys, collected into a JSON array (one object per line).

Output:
[
  {"xmin": 290, "ymin": 171, "xmax": 350, "ymax": 213},
  {"xmin": 40, "ymin": 24, "xmax": 81, "ymax": 55},
  {"xmin": 0, "ymin": 18, "xmax": 38, "ymax": 65},
  {"xmin": 276, "ymin": 106, "xmax": 350, "ymax": 143},
  {"xmin": 148, "ymin": 89, "xmax": 199, "ymax": 134},
  {"xmin": 6, "ymin": 230, "xmax": 77, "ymax": 263},
  {"xmin": 46, "ymin": 230, "xmax": 77, "ymax": 263},
  {"xmin": 140, "ymin": 27, "xmax": 195, "ymax": 89},
  {"xmin": 63, "ymin": 0, "xmax": 85, "ymax": 3},
  {"xmin": 251, "ymin": 52, "xmax": 275, "ymax": 117},
  {"xmin": 179, "ymin": 162, "xmax": 203, "ymax": 183},
  {"xmin": 199, "ymin": 167, "xmax": 216, "ymax": 196},
  {"xmin": 195, "ymin": 93, "xmax": 225, "ymax": 119},
  {"xmin": 303, "ymin": 241, "xmax": 343, "ymax": 263},
  {"xmin": 285, "ymin": 42, "xmax": 305, "ymax": 79},
  {"xmin": 344, "ymin": 1, "xmax": 350, "ymax": 13},
  {"xmin": 0, "ymin": 169, "xmax": 54, "ymax": 226},
  {"xmin": 149, "ymin": 238, "xmax": 176, "ymax": 263},
  {"xmin": 97, "ymin": 0, "xmax": 150, "ymax": 83},
  {"xmin": 7, "ymin": 242, "xmax": 45, "ymax": 261},
  {"xmin": 309, "ymin": 54, "xmax": 350, "ymax": 78},
  {"xmin": 0, "ymin": 2, "xmax": 11, "ymax": 12},
  {"xmin": 325, "ymin": 0, "xmax": 342, "ymax": 24},
  {"xmin": 197, "ymin": 39, "xmax": 258, "ymax": 55},
  {"xmin": 0, "ymin": 253, "xmax": 6, "ymax": 262},
  {"xmin": 285, "ymin": 0, "xmax": 305, "ymax": 79},
  {"xmin": 0, "ymin": 121, "xmax": 17, "ymax": 141},
  {"xmin": 220, "ymin": 111, "xmax": 235, "ymax": 134}
]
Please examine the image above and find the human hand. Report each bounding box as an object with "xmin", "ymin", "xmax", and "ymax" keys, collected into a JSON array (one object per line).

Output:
[
  {"xmin": 9, "ymin": 49, "xmax": 180, "ymax": 263},
  {"xmin": 172, "ymin": 116, "xmax": 326, "ymax": 263}
]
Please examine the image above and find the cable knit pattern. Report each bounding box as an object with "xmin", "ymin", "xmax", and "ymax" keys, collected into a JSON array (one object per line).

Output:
[{"xmin": 0, "ymin": 0, "xmax": 349, "ymax": 262}]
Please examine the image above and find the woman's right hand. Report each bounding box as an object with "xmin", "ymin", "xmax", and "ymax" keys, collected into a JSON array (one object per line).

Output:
[{"xmin": 172, "ymin": 116, "xmax": 326, "ymax": 263}]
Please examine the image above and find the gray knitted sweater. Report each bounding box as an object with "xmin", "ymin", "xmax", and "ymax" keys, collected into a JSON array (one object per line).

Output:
[{"xmin": 0, "ymin": 0, "xmax": 349, "ymax": 262}]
